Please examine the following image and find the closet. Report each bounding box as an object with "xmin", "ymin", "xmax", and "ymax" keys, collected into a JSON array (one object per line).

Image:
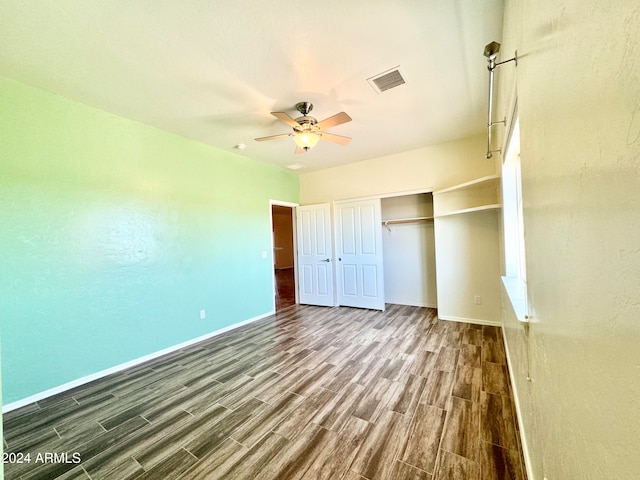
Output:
[
  {"xmin": 297, "ymin": 185, "xmax": 499, "ymax": 322},
  {"xmin": 381, "ymin": 193, "xmax": 437, "ymax": 308},
  {"xmin": 432, "ymin": 175, "xmax": 502, "ymax": 324}
]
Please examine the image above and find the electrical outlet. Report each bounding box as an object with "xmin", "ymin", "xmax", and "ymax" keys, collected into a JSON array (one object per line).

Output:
[
  {"xmin": 200, "ymin": 309, "xmax": 206, "ymax": 320},
  {"xmin": 474, "ymin": 295, "xmax": 482, "ymax": 305}
]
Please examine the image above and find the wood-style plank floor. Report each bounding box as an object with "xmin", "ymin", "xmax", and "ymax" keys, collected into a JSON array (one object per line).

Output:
[
  {"xmin": 274, "ymin": 268, "xmax": 295, "ymax": 311},
  {"xmin": 3, "ymin": 304, "xmax": 527, "ymax": 480}
]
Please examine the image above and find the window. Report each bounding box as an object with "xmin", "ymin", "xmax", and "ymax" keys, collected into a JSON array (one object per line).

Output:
[{"xmin": 501, "ymin": 116, "xmax": 528, "ymax": 321}]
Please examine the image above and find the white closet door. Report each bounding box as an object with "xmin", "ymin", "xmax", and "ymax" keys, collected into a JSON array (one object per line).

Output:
[
  {"xmin": 335, "ymin": 198, "xmax": 385, "ymax": 311},
  {"xmin": 296, "ymin": 203, "xmax": 334, "ymax": 307}
]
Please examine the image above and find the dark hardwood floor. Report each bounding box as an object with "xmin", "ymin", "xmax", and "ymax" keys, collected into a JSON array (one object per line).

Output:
[
  {"xmin": 274, "ymin": 268, "xmax": 295, "ymax": 310},
  {"xmin": 3, "ymin": 304, "xmax": 527, "ymax": 479}
]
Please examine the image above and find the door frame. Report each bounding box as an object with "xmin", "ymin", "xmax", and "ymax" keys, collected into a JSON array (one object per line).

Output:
[{"xmin": 269, "ymin": 199, "xmax": 299, "ymax": 312}]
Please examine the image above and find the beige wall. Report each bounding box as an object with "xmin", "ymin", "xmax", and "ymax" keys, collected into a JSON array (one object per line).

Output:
[
  {"xmin": 498, "ymin": 1, "xmax": 640, "ymax": 479},
  {"xmin": 435, "ymin": 210, "xmax": 502, "ymax": 324},
  {"xmin": 299, "ymin": 134, "xmax": 496, "ymax": 204}
]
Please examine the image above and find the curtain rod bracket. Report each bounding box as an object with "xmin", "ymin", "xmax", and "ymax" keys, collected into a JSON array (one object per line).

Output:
[{"xmin": 494, "ymin": 52, "xmax": 518, "ymax": 69}]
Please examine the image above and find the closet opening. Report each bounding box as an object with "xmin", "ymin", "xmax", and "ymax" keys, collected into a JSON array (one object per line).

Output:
[{"xmin": 381, "ymin": 193, "xmax": 437, "ymax": 308}]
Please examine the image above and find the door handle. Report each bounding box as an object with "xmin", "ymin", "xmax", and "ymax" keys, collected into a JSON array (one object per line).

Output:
[{"xmin": 320, "ymin": 258, "xmax": 331, "ymax": 262}]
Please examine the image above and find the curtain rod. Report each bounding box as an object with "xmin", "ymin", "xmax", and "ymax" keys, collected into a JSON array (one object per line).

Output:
[{"xmin": 483, "ymin": 41, "xmax": 517, "ymax": 159}]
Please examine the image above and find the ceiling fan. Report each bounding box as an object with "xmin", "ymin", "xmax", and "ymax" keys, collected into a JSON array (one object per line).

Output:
[{"xmin": 255, "ymin": 102, "xmax": 352, "ymax": 153}]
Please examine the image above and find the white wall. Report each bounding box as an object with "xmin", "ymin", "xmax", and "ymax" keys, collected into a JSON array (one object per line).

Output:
[{"xmin": 497, "ymin": 1, "xmax": 640, "ymax": 479}]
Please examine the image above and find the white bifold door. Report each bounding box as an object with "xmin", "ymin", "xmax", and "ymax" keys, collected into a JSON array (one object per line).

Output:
[
  {"xmin": 335, "ymin": 199, "xmax": 385, "ymax": 311},
  {"xmin": 296, "ymin": 203, "xmax": 334, "ymax": 307}
]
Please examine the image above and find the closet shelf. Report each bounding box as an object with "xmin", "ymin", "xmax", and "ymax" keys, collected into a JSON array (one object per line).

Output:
[
  {"xmin": 433, "ymin": 174, "xmax": 501, "ymax": 217},
  {"xmin": 434, "ymin": 204, "xmax": 501, "ymax": 218},
  {"xmin": 433, "ymin": 174, "xmax": 500, "ymax": 195}
]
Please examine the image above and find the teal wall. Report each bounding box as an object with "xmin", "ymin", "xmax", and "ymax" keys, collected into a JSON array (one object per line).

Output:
[{"xmin": 0, "ymin": 77, "xmax": 299, "ymax": 405}]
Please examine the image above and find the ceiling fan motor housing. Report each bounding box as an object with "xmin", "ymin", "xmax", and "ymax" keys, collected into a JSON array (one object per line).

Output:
[
  {"xmin": 294, "ymin": 116, "xmax": 318, "ymax": 129},
  {"xmin": 294, "ymin": 102, "xmax": 318, "ymax": 130},
  {"xmin": 295, "ymin": 101, "xmax": 313, "ymax": 116}
]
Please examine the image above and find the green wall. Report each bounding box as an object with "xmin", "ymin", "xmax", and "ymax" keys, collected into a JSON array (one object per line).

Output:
[{"xmin": 0, "ymin": 77, "xmax": 299, "ymax": 405}]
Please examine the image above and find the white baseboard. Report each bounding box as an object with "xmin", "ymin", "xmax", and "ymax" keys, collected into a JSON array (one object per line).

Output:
[
  {"xmin": 2, "ymin": 310, "xmax": 275, "ymax": 413},
  {"xmin": 502, "ymin": 326, "xmax": 536, "ymax": 480},
  {"xmin": 437, "ymin": 314, "xmax": 501, "ymax": 326},
  {"xmin": 388, "ymin": 301, "xmax": 438, "ymax": 309}
]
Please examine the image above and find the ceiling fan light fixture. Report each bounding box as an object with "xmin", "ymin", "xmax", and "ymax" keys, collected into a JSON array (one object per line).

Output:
[
  {"xmin": 293, "ymin": 131, "xmax": 321, "ymax": 150},
  {"xmin": 255, "ymin": 102, "xmax": 351, "ymax": 152}
]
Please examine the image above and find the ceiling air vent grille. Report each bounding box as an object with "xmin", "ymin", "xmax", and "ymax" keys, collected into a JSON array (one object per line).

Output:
[{"xmin": 367, "ymin": 66, "xmax": 407, "ymax": 93}]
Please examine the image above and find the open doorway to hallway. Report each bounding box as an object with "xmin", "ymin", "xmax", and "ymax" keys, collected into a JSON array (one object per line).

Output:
[{"xmin": 271, "ymin": 204, "xmax": 296, "ymax": 310}]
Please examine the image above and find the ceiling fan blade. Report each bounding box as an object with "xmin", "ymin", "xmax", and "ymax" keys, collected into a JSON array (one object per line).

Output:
[
  {"xmin": 254, "ymin": 133, "xmax": 292, "ymax": 142},
  {"xmin": 271, "ymin": 112, "xmax": 300, "ymax": 128},
  {"xmin": 320, "ymin": 132, "xmax": 352, "ymax": 145},
  {"xmin": 295, "ymin": 146, "xmax": 308, "ymax": 154},
  {"xmin": 316, "ymin": 112, "xmax": 352, "ymax": 130}
]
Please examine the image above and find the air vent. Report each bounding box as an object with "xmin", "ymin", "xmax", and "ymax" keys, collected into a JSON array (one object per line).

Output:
[{"xmin": 367, "ymin": 66, "xmax": 407, "ymax": 94}]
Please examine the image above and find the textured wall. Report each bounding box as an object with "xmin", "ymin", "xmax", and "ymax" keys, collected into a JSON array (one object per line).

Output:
[
  {"xmin": 497, "ymin": 1, "xmax": 640, "ymax": 479},
  {"xmin": 0, "ymin": 77, "xmax": 299, "ymax": 405}
]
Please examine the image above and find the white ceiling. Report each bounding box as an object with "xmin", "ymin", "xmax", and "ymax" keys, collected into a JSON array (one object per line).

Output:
[{"xmin": 0, "ymin": 0, "xmax": 504, "ymax": 172}]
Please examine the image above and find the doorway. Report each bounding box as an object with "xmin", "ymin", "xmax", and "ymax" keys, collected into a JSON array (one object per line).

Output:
[{"xmin": 271, "ymin": 204, "xmax": 296, "ymax": 310}]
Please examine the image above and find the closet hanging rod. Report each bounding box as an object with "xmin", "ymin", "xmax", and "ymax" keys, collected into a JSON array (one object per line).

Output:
[
  {"xmin": 483, "ymin": 41, "xmax": 517, "ymax": 159},
  {"xmin": 382, "ymin": 217, "xmax": 434, "ymax": 227}
]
